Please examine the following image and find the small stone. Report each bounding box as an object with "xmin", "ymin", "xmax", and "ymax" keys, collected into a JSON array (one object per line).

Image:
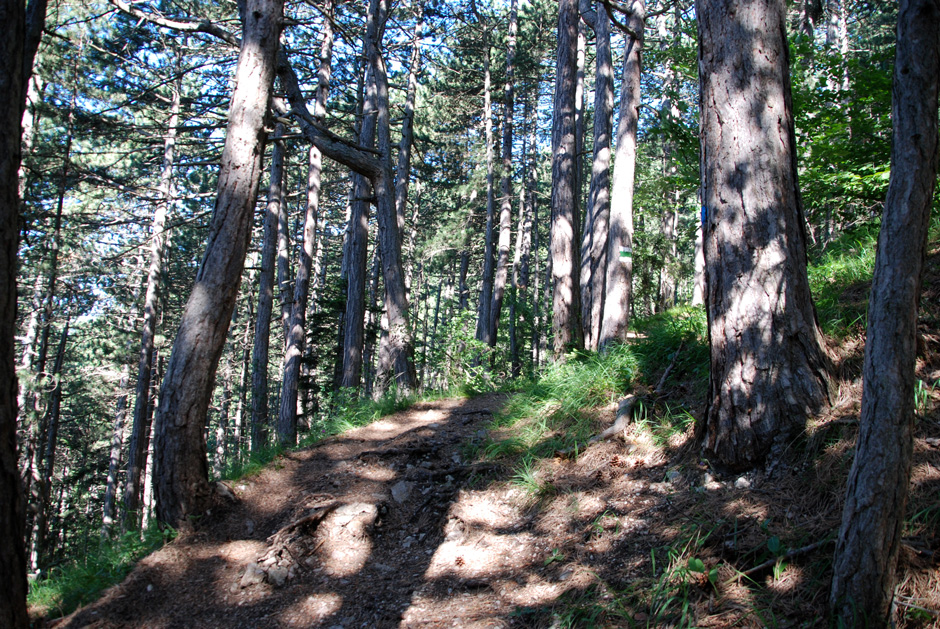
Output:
[
  {"xmin": 146, "ymin": 584, "xmax": 153, "ymax": 592},
  {"xmin": 559, "ymin": 568, "xmax": 574, "ymax": 581},
  {"xmin": 267, "ymin": 566, "xmax": 289, "ymax": 587},
  {"xmin": 391, "ymin": 481, "xmax": 412, "ymax": 503},
  {"xmin": 665, "ymin": 470, "xmax": 681, "ymax": 483},
  {"xmin": 734, "ymin": 476, "xmax": 751, "ymax": 490},
  {"xmin": 245, "ymin": 519, "xmax": 255, "ymax": 535},
  {"xmin": 240, "ymin": 563, "xmax": 265, "ymax": 588}
]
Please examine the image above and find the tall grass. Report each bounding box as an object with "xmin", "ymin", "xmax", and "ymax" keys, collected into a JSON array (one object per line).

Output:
[
  {"xmin": 808, "ymin": 222, "xmax": 879, "ymax": 336},
  {"xmin": 28, "ymin": 526, "xmax": 175, "ymax": 618}
]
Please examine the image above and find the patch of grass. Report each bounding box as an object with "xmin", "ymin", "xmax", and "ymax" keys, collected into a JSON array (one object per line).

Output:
[
  {"xmin": 511, "ymin": 456, "xmax": 555, "ymax": 499},
  {"xmin": 808, "ymin": 222, "xmax": 879, "ymax": 337},
  {"xmin": 632, "ymin": 306, "xmax": 709, "ymax": 396},
  {"xmin": 29, "ymin": 526, "xmax": 175, "ymax": 620},
  {"xmin": 219, "ymin": 441, "xmax": 284, "ymax": 482}
]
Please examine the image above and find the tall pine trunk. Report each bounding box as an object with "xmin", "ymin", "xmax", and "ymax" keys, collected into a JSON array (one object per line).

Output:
[
  {"xmin": 123, "ymin": 77, "xmax": 179, "ymax": 524},
  {"xmin": 599, "ymin": 2, "xmax": 644, "ymax": 348},
  {"xmin": 549, "ymin": 0, "xmax": 583, "ymax": 360},
  {"xmin": 830, "ymin": 1, "xmax": 940, "ymax": 622},
  {"xmin": 278, "ymin": 9, "xmax": 332, "ymax": 445},
  {"xmin": 152, "ymin": 0, "xmax": 284, "ymax": 527},
  {"xmin": 697, "ymin": 0, "xmax": 830, "ymax": 471},
  {"xmin": 250, "ymin": 125, "xmax": 286, "ymax": 451}
]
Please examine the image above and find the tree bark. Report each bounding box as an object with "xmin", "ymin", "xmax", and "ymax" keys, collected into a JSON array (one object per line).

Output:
[
  {"xmin": 697, "ymin": 0, "xmax": 831, "ymax": 471},
  {"xmin": 580, "ymin": 1, "xmax": 613, "ymax": 351},
  {"xmin": 599, "ymin": 1, "xmax": 644, "ymax": 349},
  {"xmin": 278, "ymin": 10, "xmax": 332, "ymax": 442},
  {"xmin": 550, "ymin": 0, "xmax": 584, "ymax": 360},
  {"xmin": 476, "ymin": 39, "xmax": 496, "ymax": 347},
  {"xmin": 152, "ymin": 0, "xmax": 284, "ymax": 527},
  {"xmin": 368, "ymin": 0, "xmax": 417, "ymax": 392},
  {"xmin": 0, "ymin": 2, "xmax": 28, "ymax": 609},
  {"xmin": 830, "ymin": 1, "xmax": 940, "ymax": 623},
  {"xmin": 489, "ymin": 0, "xmax": 517, "ymax": 349},
  {"xmin": 124, "ymin": 76, "xmax": 179, "ymax": 524},
  {"xmin": 250, "ymin": 125, "xmax": 286, "ymax": 451}
]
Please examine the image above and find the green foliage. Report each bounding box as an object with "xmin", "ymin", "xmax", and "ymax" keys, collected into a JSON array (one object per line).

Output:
[
  {"xmin": 28, "ymin": 526, "xmax": 175, "ymax": 619},
  {"xmin": 808, "ymin": 222, "xmax": 880, "ymax": 336}
]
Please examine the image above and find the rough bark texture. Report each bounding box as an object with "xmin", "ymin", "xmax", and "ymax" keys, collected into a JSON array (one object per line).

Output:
[
  {"xmin": 1, "ymin": 0, "xmax": 29, "ymax": 622},
  {"xmin": 369, "ymin": 0, "xmax": 417, "ymax": 392},
  {"xmin": 489, "ymin": 0, "xmax": 517, "ymax": 348},
  {"xmin": 579, "ymin": 1, "xmax": 613, "ymax": 351},
  {"xmin": 340, "ymin": 65, "xmax": 376, "ymax": 389},
  {"xmin": 124, "ymin": 80, "xmax": 179, "ymax": 523},
  {"xmin": 830, "ymin": 1, "xmax": 940, "ymax": 623},
  {"xmin": 250, "ymin": 125, "xmax": 286, "ymax": 451},
  {"xmin": 550, "ymin": 0, "xmax": 584, "ymax": 360},
  {"xmin": 153, "ymin": 0, "xmax": 283, "ymax": 527},
  {"xmin": 598, "ymin": 2, "xmax": 643, "ymax": 349},
  {"xmin": 697, "ymin": 0, "xmax": 830, "ymax": 471}
]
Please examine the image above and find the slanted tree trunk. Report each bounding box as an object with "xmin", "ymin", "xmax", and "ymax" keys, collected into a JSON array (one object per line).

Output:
[
  {"xmin": 123, "ymin": 76, "xmax": 179, "ymax": 525},
  {"xmin": 549, "ymin": 0, "xmax": 584, "ymax": 360},
  {"xmin": 697, "ymin": 0, "xmax": 830, "ymax": 471},
  {"xmin": 0, "ymin": 2, "xmax": 29, "ymax": 609},
  {"xmin": 830, "ymin": 2, "xmax": 940, "ymax": 623},
  {"xmin": 152, "ymin": 0, "xmax": 284, "ymax": 527},
  {"xmin": 579, "ymin": 1, "xmax": 613, "ymax": 351},
  {"xmin": 599, "ymin": 1, "xmax": 644, "ymax": 348},
  {"xmin": 489, "ymin": 0, "xmax": 517, "ymax": 348}
]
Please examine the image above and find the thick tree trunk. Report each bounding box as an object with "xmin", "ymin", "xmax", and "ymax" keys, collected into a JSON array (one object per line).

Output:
[
  {"xmin": 250, "ymin": 125, "xmax": 286, "ymax": 452},
  {"xmin": 549, "ymin": 0, "xmax": 584, "ymax": 360},
  {"xmin": 278, "ymin": 11, "xmax": 332, "ymax": 445},
  {"xmin": 579, "ymin": 1, "xmax": 613, "ymax": 351},
  {"xmin": 124, "ymin": 78, "xmax": 179, "ymax": 524},
  {"xmin": 830, "ymin": 2, "xmax": 940, "ymax": 623},
  {"xmin": 0, "ymin": 4, "xmax": 27, "ymax": 607},
  {"xmin": 368, "ymin": 0, "xmax": 417, "ymax": 392},
  {"xmin": 489, "ymin": 0, "xmax": 517, "ymax": 348},
  {"xmin": 152, "ymin": 0, "xmax": 283, "ymax": 527},
  {"xmin": 340, "ymin": 65, "xmax": 377, "ymax": 390},
  {"xmin": 697, "ymin": 0, "xmax": 830, "ymax": 471},
  {"xmin": 599, "ymin": 2, "xmax": 644, "ymax": 349}
]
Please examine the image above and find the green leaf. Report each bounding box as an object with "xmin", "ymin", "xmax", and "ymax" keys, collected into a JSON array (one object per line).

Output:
[
  {"xmin": 688, "ymin": 557, "xmax": 706, "ymax": 573},
  {"xmin": 767, "ymin": 536, "xmax": 782, "ymax": 555}
]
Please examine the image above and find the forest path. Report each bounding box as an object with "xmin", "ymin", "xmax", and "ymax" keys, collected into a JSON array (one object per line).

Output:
[{"xmin": 57, "ymin": 393, "xmax": 652, "ymax": 629}]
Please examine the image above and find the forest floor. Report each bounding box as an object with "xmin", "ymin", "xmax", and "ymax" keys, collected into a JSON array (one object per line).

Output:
[{"xmin": 44, "ymin": 253, "xmax": 940, "ymax": 628}]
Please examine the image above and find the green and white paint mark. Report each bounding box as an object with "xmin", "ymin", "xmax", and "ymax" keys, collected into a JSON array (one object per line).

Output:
[{"xmin": 619, "ymin": 246, "xmax": 632, "ymax": 260}]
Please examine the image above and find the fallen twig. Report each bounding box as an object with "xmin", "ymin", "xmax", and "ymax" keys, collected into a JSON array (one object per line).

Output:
[
  {"xmin": 654, "ymin": 341, "xmax": 684, "ymax": 395},
  {"xmin": 732, "ymin": 538, "xmax": 832, "ymax": 581}
]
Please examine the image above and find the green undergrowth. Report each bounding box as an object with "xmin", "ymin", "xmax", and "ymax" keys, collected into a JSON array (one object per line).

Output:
[
  {"xmin": 481, "ymin": 307, "xmax": 707, "ymax": 478},
  {"xmin": 28, "ymin": 526, "xmax": 176, "ymax": 619}
]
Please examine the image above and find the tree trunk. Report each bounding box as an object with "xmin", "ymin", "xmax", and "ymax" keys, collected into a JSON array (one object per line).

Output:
[
  {"xmin": 599, "ymin": 2, "xmax": 644, "ymax": 348},
  {"xmin": 277, "ymin": 157, "xmax": 291, "ymax": 344},
  {"xmin": 830, "ymin": 1, "xmax": 940, "ymax": 623},
  {"xmin": 549, "ymin": 0, "xmax": 584, "ymax": 360},
  {"xmin": 476, "ymin": 39, "xmax": 496, "ymax": 347},
  {"xmin": 697, "ymin": 0, "xmax": 830, "ymax": 471},
  {"xmin": 395, "ymin": 1, "xmax": 424, "ymax": 238},
  {"xmin": 28, "ymin": 317, "xmax": 67, "ymax": 573},
  {"xmin": 124, "ymin": 76, "xmax": 179, "ymax": 524},
  {"xmin": 340, "ymin": 65, "xmax": 377, "ymax": 390},
  {"xmin": 489, "ymin": 0, "xmax": 517, "ymax": 348},
  {"xmin": 152, "ymin": 0, "xmax": 284, "ymax": 527},
  {"xmin": 579, "ymin": 1, "xmax": 613, "ymax": 351},
  {"xmin": 278, "ymin": 10, "xmax": 332, "ymax": 445},
  {"xmin": 249, "ymin": 124, "xmax": 286, "ymax": 452},
  {"xmin": 0, "ymin": 2, "xmax": 28, "ymax": 606},
  {"xmin": 101, "ymin": 360, "xmax": 130, "ymax": 537}
]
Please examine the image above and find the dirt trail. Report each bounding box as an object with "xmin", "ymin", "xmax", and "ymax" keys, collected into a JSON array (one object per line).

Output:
[{"xmin": 60, "ymin": 393, "xmax": 606, "ymax": 629}]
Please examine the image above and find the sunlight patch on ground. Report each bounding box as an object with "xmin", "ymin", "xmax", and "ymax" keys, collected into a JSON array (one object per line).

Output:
[
  {"xmin": 217, "ymin": 540, "xmax": 268, "ymax": 563},
  {"xmin": 353, "ymin": 465, "xmax": 397, "ymax": 481},
  {"xmin": 278, "ymin": 592, "xmax": 342, "ymax": 626},
  {"xmin": 426, "ymin": 531, "xmax": 541, "ymax": 580}
]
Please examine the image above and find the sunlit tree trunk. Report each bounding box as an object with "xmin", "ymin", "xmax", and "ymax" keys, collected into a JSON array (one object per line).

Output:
[
  {"xmin": 476, "ymin": 39, "xmax": 496, "ymax": 347},
  {"xmin": 831, "ymin": 2, "xmax": 940, "ymax": 623},
  {"xmin": 579, "ymin": 1, "xmax": 613, "ymax": 351},
  {"xmin": 278, "ymin": 9, "xmax": 332, "ymax": 445},
  {"xmin": 697, "ymin": 0, "xmax": 830, "ymax": 471},
  {"xmin": 489, "ymin": 0, "xmax": 517, "ymax": 349},
  {"xmin": 124, "ymin": 76, "xmax": 179, "ymax": 524},
  {"xmin": 152, "ymin": 0, "xmax": 284, "ymax": 527},
  {"xmin": 599, "ymin": 1, "xmax": 644, "ymax": 348}
]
